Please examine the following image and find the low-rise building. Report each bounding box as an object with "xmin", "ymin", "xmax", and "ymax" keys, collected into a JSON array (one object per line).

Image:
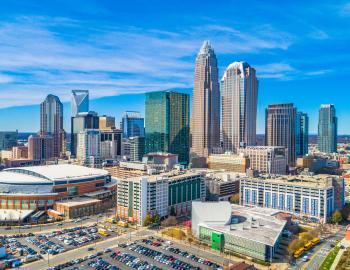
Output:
[
  {"xmin": 54, "ymin": 197, "xmax": 102, "ymax": 219},
  {"xmin": 192, "ymin": 202, "xmax": 286, "ymax": 262},
  {"xmin": 240, "ymin": 174, "xmax": 345, "ymax": 223},
  {"xmin": 207, "ymin": 153, "xmax": 249, "ymax": 173},
  {"xmin": 205, "ymin": 172, "xmax": 241, "ymax": 201}
]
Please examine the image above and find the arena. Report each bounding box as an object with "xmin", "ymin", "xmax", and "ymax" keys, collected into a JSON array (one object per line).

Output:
[{"xmin": 0, "ymin": 164, "xmax": 114, "ymax": 211}]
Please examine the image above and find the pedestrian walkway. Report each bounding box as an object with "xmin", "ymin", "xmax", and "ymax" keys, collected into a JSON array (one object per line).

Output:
[{"xmin": 330, "ymin": 238, "xmax": 350, "ymax": 270}]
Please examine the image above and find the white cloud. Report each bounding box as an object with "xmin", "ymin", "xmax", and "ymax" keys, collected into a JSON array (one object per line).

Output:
[
  {"xmin": 304, "ymin": 69, "xmax": 332, "ymax": 76},
  {"xmin": 0, "ymin": 74, "xmax": 13, "ymax": 83},
  {"xmin": 255, "ymin": 63, "xmax": 296, "ymax": 79},
  {"xmin": 0, "ymin": 16, "xmax": 298, "ymax": 108}
]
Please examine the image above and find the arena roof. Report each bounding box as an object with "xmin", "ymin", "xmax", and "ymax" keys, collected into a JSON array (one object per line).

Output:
[{"xmin": 1, "ymin": 164, "xmax": 109, "ymax": 184}]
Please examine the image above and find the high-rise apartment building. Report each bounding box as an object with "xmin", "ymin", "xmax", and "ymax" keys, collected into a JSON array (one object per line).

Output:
[
  {"xmin": 116, "ymin": 171, "xmax": 205, "ymax": 225},
  {"xmin": 121, "ymin": 111, "xmax": 144, "ymax": 138},
  {"xmin": 318, "ymin": 104, "xmax": 337, "ymax": 153},
  {"xmin": 70, "ymin": 112, "xmax": 99, "ymax": 157},
  {"xmin": 40, "ymin": 94, "xmax": 65, "ymax": 157},
  {"xmin": 145, "ymin": 91, "xmax": 189, "ymax": 164},
  {"xmin": 190, "ymin": 41, "xmax": 220, "ymax": 167},
  {"xmin": 0, "ymin": 131, "xmax": 17, "ymax": 150},
  {"xmin": 221, "ymin": 61, "xmax": 258, "ymax": 153},
  {"xmin": 77, "ymin": 129, "xmax": 101, "ymax": 167},
  {"xmin": 296, "ymin": 111, "xmax": 309, "ymax": 157},
  {"xmin": 71, "ymin": 90, "xmax": 89, "ymax": 116},
  {"xmin": 265, "ymin": 103, "xmax": 296, "ymax": 166},
  {"xmin": 129, "ymin": 136, "xmax": 145, "ymax": 162},
  {"xmin": 99, "ymin": 115, "xmax": 116, "ymax": 130},
  {"xmin": 28, "ymin": 135, "xmax": 54, "ymax": 161}
]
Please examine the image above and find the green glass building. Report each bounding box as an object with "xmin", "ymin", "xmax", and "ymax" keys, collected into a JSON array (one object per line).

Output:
[{"xmin": 145, "ymin": 91, "xmax": 190, "ymax": 164}]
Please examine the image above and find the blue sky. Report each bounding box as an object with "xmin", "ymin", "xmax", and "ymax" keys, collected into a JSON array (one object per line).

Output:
[{"xmin": 0, "ymin": 0, "xmax": 350, "ymax": 133}]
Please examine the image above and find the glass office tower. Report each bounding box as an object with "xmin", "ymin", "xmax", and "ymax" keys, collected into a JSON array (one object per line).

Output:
[
  {"xmin": 145, "ymin": 91, "xmax": 189, "ymax": 164},
  {"xmin": 318, "ymin": 104, "xmax": 337, "ymax": 153}
]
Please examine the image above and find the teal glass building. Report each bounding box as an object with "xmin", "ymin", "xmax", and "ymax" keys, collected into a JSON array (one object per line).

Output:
[
  {"xmin": 317, "ymin": 104, "xmax": 337, "ymax": 153},
  {"xmin": 145, "ymin": 91, "xmax": 189, "ymax": 164}
]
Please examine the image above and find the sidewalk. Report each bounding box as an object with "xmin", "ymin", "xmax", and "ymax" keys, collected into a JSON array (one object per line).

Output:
[{"xmin": 330, "ymin": 239, "xmax": 350, "ymax": 270}]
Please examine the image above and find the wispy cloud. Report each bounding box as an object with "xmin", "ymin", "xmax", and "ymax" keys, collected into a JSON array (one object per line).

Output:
[
  {"xmin": 304, "ymin": 69, "xmax": 333, "ymax": 76},
  {"xmin": 256, "ymin": 63, "xmax": 296, "ymax": 80},
  {"xmin": 339, "ymin": 2, "xmax": 350, "ymax": 16},
  {"xmin": 0, "ymin": 16, "xmax": 299, "ymax": 108}
]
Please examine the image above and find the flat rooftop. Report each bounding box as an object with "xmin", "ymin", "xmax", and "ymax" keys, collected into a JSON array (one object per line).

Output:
[
  {"xmin": 245, "ymin": 174, "xmax": 338, "ymax": 188},
  {"xmin": 193, "ymin": 202, "xmax": 286, "ymax": 246},
  {"xmin": 119, "ymin": 170, "xmax": 203, "ymax": 183},
  {"xmin": 55, "ymin": 197, "xmax": 101, "ymax": 207}
]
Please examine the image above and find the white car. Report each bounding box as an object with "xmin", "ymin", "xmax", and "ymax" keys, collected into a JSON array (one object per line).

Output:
[{"xmin": 302, "ymin": 255, "xmax": 309, "ymax": 262}]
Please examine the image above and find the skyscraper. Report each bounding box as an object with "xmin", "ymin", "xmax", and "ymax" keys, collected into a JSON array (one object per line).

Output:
[
  {"xmin": 129, "ymin": 136, "xmax": 145, "ymax": 162},
  {"xmin": 0, "ymin": 131, "xmax": 17, "ymax": 150},
  {"xmin": 121, "ymin": 111, "xmax": 144, "ymax": 138},
  {"xmin": 99, "ymin": 115, "xmax": 116, "ymax": 130},
  {"xmin": 221, "ymin": 61, "xmax": 258, "ymax": 153},
  {"xmin": 145, "ymin": 91, "xmax": 190, "ymax": 164},
  {"xmin": 71, "ymin": 90, "xmax": 89, "ymax": 116},
  {"xmin": 265, "ymin": 103, "xmax": 296, "ymax": 166},
  {"xmin": 100, "ymin": 129, "xmax": 122, "ymax": 160},
  {"xmin": 70, "ymin": 111, "xmax": 99, "ymax": 157},
  {"xmin": 296, "ymin": 111, "xmax": 309, "ymax": 157},
  {"xmin": 318, "ymin": 104, "xmax": 337, "ymax": 153},
  {"xmin": 190, "ymin": 41, "xmax": 220, "ymax": 167},
  {"xmin": 28, "ymin": 135, "xmax": 54, "ymax": 161},
  {"xmin": 40, "ymin": 94, "xmax": 65, "ymax": 157}
]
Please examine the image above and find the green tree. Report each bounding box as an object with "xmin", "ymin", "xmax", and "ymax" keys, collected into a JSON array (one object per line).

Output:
[
  {"xmin": 332, "ymin": 210, "xmax": 343, "ymax": 224},
  {"xmin": 143, "ymin": 213, "xmax": 152, "ymax": 227},
  {"xmin": 288, "ymin": 238, "xmax": 304, "ymax": 254},
  {"xmin": 230, "ymin": 193, "xmax": 240, "ymax": 204},
  {"xmin": 152, "ymin": 214, "xmax": 161, "ymax": 225},
  {"xmin": 170, "ymin": 206, "xmax": 176, "ymax": 216}
]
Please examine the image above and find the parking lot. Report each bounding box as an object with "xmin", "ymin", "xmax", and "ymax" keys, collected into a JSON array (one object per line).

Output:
[
  {"xmin": 0, "ymin": 223, "xmax": 130, "ymax": 269},
  {"xmin": 47, "ymin": 236, "xmax": 225, "ymax": 270}
]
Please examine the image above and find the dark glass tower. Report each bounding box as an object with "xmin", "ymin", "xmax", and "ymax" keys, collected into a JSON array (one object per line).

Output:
[
  {"xmin": 145, "ymin": 91, "xmax": 189, "ymax": 164},
  {"xmin": 318, "ymin": 104, "xmax": 337, "ymax": 153}
]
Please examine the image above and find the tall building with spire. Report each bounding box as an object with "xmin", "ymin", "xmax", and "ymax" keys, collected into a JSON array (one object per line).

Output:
[
  {"xmin": 265, "ymin": 103, "xmax": 296, "ymax": 166},
  {"xmin": 318, "ymin": 104, "xmax": 337, "ymax": 153},
  {"xmin": 221, "ymin": 61, "xmax": 258, "ymax": 153},
  {"xmin": 40, "ymin": 94, "xmax": 65, "ymax": 157},
  {"xmin": 71, "ymin": 90, "xmax": 89, "ymax": 116},
  {"xmin": 190, "ymin": 41, "xmax": 220, "ymax": 167}
]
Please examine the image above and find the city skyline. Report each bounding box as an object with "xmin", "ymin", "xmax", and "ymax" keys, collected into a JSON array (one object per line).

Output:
[{"xmin": 0, "ymin": 1, "xmax": 350, "ymax": 134}]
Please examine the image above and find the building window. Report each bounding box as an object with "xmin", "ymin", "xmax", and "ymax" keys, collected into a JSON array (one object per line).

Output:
[
  {"xmin": 302, "ymin": 197, "xmax": 310, "ymax": 214},
  {"xmin": 244, "ymin": 188, "xmax": 250, "ymax": 203},
  {"xmin": 272, "ymin": 193, "xmax": 278, "ymax": 209},
  {"xmin": 264, "ymin": 192, "xmax": 271, "ymax": 207},
  {"xmin": 279, "ymin": 194, "xmax": 285, "ymax": 210},
  {"xmin": 252, "ymin": 190, "xmax": 257, "ymax": 205},
  {"xmin": 286, "ymin": 195, "xmax": 293, "ymax": 211},
  {"xmin": 311, "ymin": 198, "xmax": 319, "ymax": 217}
]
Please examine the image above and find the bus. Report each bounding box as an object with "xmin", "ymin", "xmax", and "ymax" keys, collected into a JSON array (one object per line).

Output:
[
  {"xmin": 98, "ymin": 228, "xmax": 109, "ymax": 237},
  {"xmin": 304, "ymin": 241, "xmax": 313, "ymax": 250},
  {"xmin": 294, "ymin": 247, "xmax": 305, "ymax": 258},
  {"xmin": 106, "ymin": 217, "xmax": 116, "ymax": 224},
  {"xmin": 117, "ymin": 221, "xmax": 128, "ymax": 228},
  {"xmin": 311, "ymin": 237, "xmax": 321, "ymax": 246}
]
